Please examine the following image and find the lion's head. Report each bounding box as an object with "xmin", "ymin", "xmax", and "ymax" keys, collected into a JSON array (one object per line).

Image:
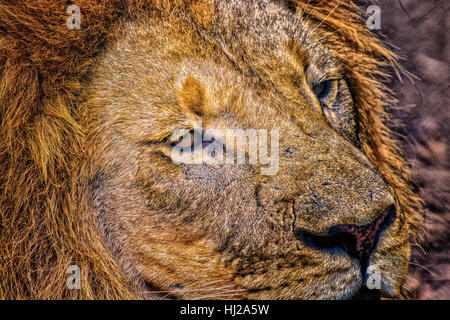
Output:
[{"xmin": 0, "ymin": 0, "xmax": 423, "ymax": 300}]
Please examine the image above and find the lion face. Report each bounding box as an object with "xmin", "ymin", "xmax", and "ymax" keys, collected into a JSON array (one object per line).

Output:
[{"xmin": 83, "ymin": 0, "xmax": 411, "ymax": 299}]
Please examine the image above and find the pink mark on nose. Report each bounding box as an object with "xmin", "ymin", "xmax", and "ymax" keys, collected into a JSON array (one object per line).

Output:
[{"xmin": 328, "ymin": 205, "xmax": 396, "ymax": 271}]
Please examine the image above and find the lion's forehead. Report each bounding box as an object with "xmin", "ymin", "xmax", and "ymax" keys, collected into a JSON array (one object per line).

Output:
[{"xmin": 211, "ymin": 0, "xmax": 332, "ymax": 71}]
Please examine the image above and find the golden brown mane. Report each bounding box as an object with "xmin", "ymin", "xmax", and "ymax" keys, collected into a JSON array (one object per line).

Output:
[{"xmin": 0, "ymin": 0, "xmax": 422, "ymax": 299}]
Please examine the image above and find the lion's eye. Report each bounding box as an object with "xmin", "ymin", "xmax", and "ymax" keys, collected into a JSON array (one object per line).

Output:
[
  {"xmin": 312, "ymin": 80, "xmax": 329, "ymax": 99},
  {"xmin": 314, "ymin": 79, "xmax": 360, "ymax": 146},
  {"xmin": 168, "ymin": 129, "xmax": 195, "ymax": 149},
  {"xmin": 312, "ymin": 79, "xmax": 338, "ymax": 106},
  {"xmin": 165, "ymin": 129, "xmax": 213, "ymax": 150}
]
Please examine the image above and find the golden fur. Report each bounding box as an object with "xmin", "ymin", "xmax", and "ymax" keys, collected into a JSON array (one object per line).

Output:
[{"xmin": 0, "ymin": 0, "xmax": 423, "ymax": 299}]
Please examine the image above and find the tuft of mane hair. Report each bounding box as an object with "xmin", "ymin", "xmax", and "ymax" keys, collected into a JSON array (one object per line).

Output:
[{"xmin": 0, "ymin": 0, "xmax": 423, "ymax": 299}]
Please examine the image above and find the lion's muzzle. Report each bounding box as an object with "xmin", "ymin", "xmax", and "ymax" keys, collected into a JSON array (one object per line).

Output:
[{"xmin": 296, "ymin": 204, "xmax": 396, "ymax": 274}]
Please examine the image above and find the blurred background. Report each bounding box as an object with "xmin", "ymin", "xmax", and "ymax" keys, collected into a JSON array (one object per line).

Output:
[{"xmin": 357, "ymin": 0, "xmax": 449, "ymax": 299}]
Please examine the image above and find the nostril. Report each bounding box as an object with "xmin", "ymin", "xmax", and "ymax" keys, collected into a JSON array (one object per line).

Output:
[{"xmin": 296, "ymin": 204, "xmax": 396, "ymax": 273}]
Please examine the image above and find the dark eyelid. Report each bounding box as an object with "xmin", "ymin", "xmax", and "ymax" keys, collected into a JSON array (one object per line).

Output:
[
  {"xmin": 316, "ymin": 69, "xmax": 344, "ymax": 83},
  {"xmin": 167, "ymin": 129, "xmax": 215, "ymax": 150}
]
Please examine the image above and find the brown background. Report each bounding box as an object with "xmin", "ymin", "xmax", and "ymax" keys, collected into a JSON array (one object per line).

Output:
[{"xmin": 357, "ymin": 0, "xmax": 449, "ymax": 299}]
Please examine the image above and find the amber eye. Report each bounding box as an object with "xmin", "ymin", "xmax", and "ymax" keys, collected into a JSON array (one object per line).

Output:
[{"xmin": 312, "ymin": 79, "xmax": 339, "ymax": 106}]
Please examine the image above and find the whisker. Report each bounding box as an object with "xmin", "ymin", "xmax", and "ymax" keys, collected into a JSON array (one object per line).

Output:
[
  {"xmin": 189, "ymin": 278, "xmax": 232, "ymax": 289},
  {"xmin": 176, "ymin": 273, "xmax": 238, "ymax": 291},
  {"xmin": 139, "ymin": 281, "xmax": 240, "ymax": 296},
  {"xmin": 408, "ymin": 262, "xmax": 438, "ymax": 279},
  {"xmin": 139, "ymin": 286, "xmax": 238, "ymax": 294},
  {"xmin": 316, "ymin": 29, "xmax": 343, "ymax": 43},
  {"xmin": 299, "ymin": 0, "xmax": 313, "ymax": 23},
  {"xmin": 400, "ymin": 282, "xmax": 416, "ymax": 298},
  {"xmin": 393, "ymin": 272, "xmax": 420, "ymax": 285},
  {"xmin": 308, "ymin": 3, "xmax": 341, "ymax": 36},
  {"xmin": 191, "ymin": 289, "xmax": 247, "ymax": 300},
  {"xmin": 410, "ymin": 242, "xmax": 427, "ymax": 256}
]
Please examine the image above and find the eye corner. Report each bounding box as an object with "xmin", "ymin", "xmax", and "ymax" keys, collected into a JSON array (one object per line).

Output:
[{"xmin": 162, "ymin": 127, "xmax": 192, "ymax": 147}]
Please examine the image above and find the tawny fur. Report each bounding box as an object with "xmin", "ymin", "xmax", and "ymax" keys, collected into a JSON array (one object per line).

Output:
[{"xmin": 0, "ymin": 0, "xmax": 423, "ymax": 299}]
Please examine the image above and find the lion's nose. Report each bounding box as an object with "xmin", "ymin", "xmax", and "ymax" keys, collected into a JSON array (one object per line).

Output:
[{"xmin": 297, "ymin": 204, "xmax": 396, "ymax": 273}]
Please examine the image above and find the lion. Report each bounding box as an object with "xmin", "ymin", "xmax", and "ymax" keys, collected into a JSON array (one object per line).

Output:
[{"xmin": 0, "ymin": 0, "xmax": 423, "ymax": 299}]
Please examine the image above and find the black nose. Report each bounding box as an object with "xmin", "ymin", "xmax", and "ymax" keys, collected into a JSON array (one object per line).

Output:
[{"xmin": 297, "ymin": 204, "xmax": 396, "ymax": 273}]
